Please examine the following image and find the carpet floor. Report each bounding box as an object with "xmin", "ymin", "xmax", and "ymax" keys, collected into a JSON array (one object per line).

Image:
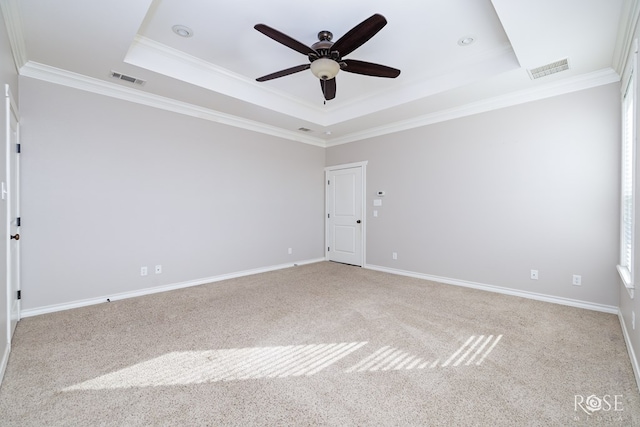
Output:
[{"xmin": 0, "ymin": 261, "xmax": 638, "ymax": 426}]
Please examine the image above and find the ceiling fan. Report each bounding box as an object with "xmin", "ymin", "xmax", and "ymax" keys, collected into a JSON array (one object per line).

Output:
[{"xmin": 254, "ymin": 14, "xmax": 401, "ymax": 101}]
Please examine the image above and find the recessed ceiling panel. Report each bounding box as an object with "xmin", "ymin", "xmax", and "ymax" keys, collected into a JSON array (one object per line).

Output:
[{"xmin": 130, "ymin": 0, "xmax": 516, "ymax": 125}]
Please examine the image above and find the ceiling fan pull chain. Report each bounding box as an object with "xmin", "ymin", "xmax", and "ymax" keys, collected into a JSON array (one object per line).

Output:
[{"xmin": 322, "ymin": 80, "xmax": 326, "ymax": 105}]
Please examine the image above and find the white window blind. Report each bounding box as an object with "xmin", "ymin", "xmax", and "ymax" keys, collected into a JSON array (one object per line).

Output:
[{"xmin": 620, "ymin": 71, "xmax": 636, "ymax": 289}]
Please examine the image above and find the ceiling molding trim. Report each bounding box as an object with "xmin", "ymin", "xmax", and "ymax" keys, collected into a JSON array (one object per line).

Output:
[
  {"xmin": 613, "ymin": 0, "xmax": 640, "ymax": 75},
  {"xmin": 326, "ymin": 45, "xmax": 519, "ymax": 127},
  {"xmin": 322, "ymin": 44, "xmax": 519, "ymax": 127},
  {"xmin": 326, "ymin": 68, "xmax": 620, "ymax": 147},
  {"xmin": 0, "ymin": 0, "xmax": 28, "ymax": 71},
  {"xmin": 16, "ymin": 62, "xmax": 620, "ymax": 149},
  {"xmin": 126, "ymin": 36, "xmax": 328, "ymax": 124},
  {"xmin": 19, "ymin": 61, "xmax": 327, "ymax": 148}
]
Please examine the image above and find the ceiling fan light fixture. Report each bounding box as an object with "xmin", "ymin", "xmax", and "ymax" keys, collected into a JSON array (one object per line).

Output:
[{"xmin": 310, "ymin": 58, "xmax": 340, "ymax": 80}]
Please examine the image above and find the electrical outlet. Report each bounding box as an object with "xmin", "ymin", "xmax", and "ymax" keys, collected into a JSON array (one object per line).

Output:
[
  {"xmin": 141, "ymin": 266, "xmax": 148, "ymax": 276},
  {"xmin": 392, "ymin": 252, "xmax": 398, "ymax": 260},
  {"xmin": 572, "ymin": 275, "xmax": 582, "ymax": 286},
  {"xmin": 530, "ymin": 270, "xmax": 538, "ymax": 280},
  {"xmin": 155, "ymin": 265, "xmax": 162, "ymax": 274},
  {"xmin": 288, "ymin": 248, "xmax": 292, "ymax": 255}
]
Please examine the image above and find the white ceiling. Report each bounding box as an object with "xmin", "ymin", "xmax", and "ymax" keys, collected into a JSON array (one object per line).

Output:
[{"xmin": 3, "ymin": 0, "xmax": 629, "ymax": 146}]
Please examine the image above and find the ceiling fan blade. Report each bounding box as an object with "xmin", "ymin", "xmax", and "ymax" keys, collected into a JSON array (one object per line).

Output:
[
  {"xmin": 256, "ymin": 64, "xmax": 310, "ymax": 82},
  {"xmin": 254, "ymin": 24, "xmax": 317, "ymax": 56},
  {"xmin": 320, "ymin": 78, "xmax": 336, "ymax": 100},
  {"xmin": 331, "ymin": 14, "xmax": 387, "ymax": 58},
  {"xmin": 341, "ymin": 59, "xmax": 400, "ymax": 78}
]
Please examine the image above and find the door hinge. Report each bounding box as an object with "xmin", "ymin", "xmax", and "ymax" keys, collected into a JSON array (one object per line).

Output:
[
  {"xmin": 17, "ymin": 290, "xmax": 21, "ymax": 300},
  {"xmin": 327, "ymin": 180, "xmax": 330, "ymax": 185},
  {"xmin": 328, "ymin": 246, "xmax": 330, "ymax": 251},
  {"xmin": 327, "ymin": 213, "xmax": 330, "ymax": 219},
  {"xmin": 16, "ymin": 143, "xmax": 20, "ymax": 154},
  {"xmin": 16, "ymin": 217, "xmax": 20, "ymax": 227}
]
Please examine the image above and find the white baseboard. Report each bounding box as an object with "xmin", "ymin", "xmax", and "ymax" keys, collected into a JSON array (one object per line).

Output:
[
  {"xmin": 618, "ymin": 310, "xmax": 640, "ymax": 392},
  {"xmin": 364, "ymin": 264, "xmax": 619, "ymax": 314},
  {"xmin": 21, "ymin": 258, "xmax": 325, "ymax": 318},
  {"xmin": 0, "ymin": 342, "xmax": 9, "ymax": 388},
  {"xmin": 20, "ymin": 258, "xmax": 618, "ymax": 317}
]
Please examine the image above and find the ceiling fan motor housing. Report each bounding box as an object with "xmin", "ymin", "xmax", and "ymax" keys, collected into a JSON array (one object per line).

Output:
[{"xmin": 310, "ymin": 31, "xmax": 341, "ymax": 80}]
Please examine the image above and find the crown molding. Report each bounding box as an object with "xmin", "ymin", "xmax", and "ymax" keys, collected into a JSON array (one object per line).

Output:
[
  {"xmin": 127, "ymin": 37, "xmax": 521, "ymax": 128},
  {"xmin": 316, "ymin": 43, "xmax": 518, "ymax": 127},
  {"xmin": 613, "ymin": 0, "xmax": 640, "ymax": 75},
  {"xmin": 126, "ymin": 36, "xmax": 329, "ymax": 125},
  {"xmin": 326, "ymin": 67, "xmax": 621, "ymax": 147},
  {"xmin": 0, "ymin": 0, "xmax": 27, "ymax": 71},
  {"xmin": 18, "ymin": 61, "xmax": 620, "ymax": 150},
  {"xmin": 19, "ymin": 61, "xmax": 327, "ymax": 148}
]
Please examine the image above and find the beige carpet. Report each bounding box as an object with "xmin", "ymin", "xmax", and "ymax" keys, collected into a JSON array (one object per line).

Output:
[{"xmin": 0, "ymin": 261, "xmax": 638, "ymax": 426}]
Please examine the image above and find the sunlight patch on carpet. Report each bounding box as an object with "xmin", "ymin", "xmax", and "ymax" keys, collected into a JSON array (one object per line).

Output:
[
  {"xmin": 63, "ymin": 335, "xmax": 503, "ymax": 391},
  {"xmin": 63, "ymin": 342, "xmax": 368, "ymax": 391},
  {"xmin": 345, "ymin": 335, "xmax": 503, "ymax": 373}
]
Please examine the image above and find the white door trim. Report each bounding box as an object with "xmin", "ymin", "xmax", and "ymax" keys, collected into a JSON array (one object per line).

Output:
[{"xmin": 325, "ymin": 161, "xmax": 367, "ymax": 266}]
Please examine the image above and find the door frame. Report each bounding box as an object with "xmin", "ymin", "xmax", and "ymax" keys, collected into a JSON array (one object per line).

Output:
[
  {"xmin": 6, "ymin": 84, "xmax": 19, "ymax": 336},
  {"xmin": 325, "ymin": 161, "xmax": 367, "ymax": 266},
  {"xmin": 5, "ymin": 84, "xmax": 19, "ymax": 338}
]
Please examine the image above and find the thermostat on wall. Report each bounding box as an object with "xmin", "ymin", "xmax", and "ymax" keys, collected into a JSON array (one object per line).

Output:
[{"xmin": 377, "ymin": 191, "xmax": 385, "ymax": 197}]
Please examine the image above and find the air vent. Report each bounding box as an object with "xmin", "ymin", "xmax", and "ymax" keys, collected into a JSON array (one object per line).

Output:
[
  {"xmin": 298, "ymin": 127, "xmax": 312, "ymax": 132},
  {"xmin": 110, "ymin": 71, "xmax": 146, "ymax": 86},
  {"xmin": 527, "ymin": 58, "xmax": 570, "ymax": 80}
]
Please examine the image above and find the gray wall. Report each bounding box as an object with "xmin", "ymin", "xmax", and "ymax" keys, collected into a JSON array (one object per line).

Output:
[
  {"xmin": 0, "ymin": 13, "xmax": 17, "ymax": 98},
  {"xmin": 20, "ymin": 77, "xmax": 325, "ymax": 311},
  {"xmin": 327, "ymin": 83, "xmax": 621, "ymax": 307}
]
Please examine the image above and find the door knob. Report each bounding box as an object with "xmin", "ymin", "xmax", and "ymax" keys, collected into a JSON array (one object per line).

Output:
[
  {"xmin": 356, "ymin": 220, "xmax": 361, "ymax": 224},
  {"xmin": 10, "ymin": 233, "xmax": 19, "ymax": 240}
]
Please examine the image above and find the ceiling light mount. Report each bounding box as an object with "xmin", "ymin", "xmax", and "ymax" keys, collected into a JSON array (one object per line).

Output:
[
  {"xmin": 457, "ymin": 36, "xmax": 476, "ymax": 46},
  {"xmin": 172, "ymin": 25, "xmax": 193, "ymax": 38}
]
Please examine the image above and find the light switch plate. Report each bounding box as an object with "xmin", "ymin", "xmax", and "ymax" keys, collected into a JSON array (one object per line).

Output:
[{"xmin": 373, "ymin": 199, "xmax": 382, "ymax": 206}]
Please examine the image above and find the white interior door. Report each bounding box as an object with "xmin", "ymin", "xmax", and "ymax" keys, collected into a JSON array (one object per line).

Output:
[
  {"xmin": 326, "ymin": 163, "xmax": 365, "ymax": 266},
  {"xmin": 1, "ymin": 84, "xmax": 17, "ymax": 385}
]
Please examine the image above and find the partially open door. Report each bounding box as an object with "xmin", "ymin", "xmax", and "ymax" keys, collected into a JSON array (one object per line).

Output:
[{"xmin": 1, "ymin": 84, "xmax": 19, "ymax": 385}]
